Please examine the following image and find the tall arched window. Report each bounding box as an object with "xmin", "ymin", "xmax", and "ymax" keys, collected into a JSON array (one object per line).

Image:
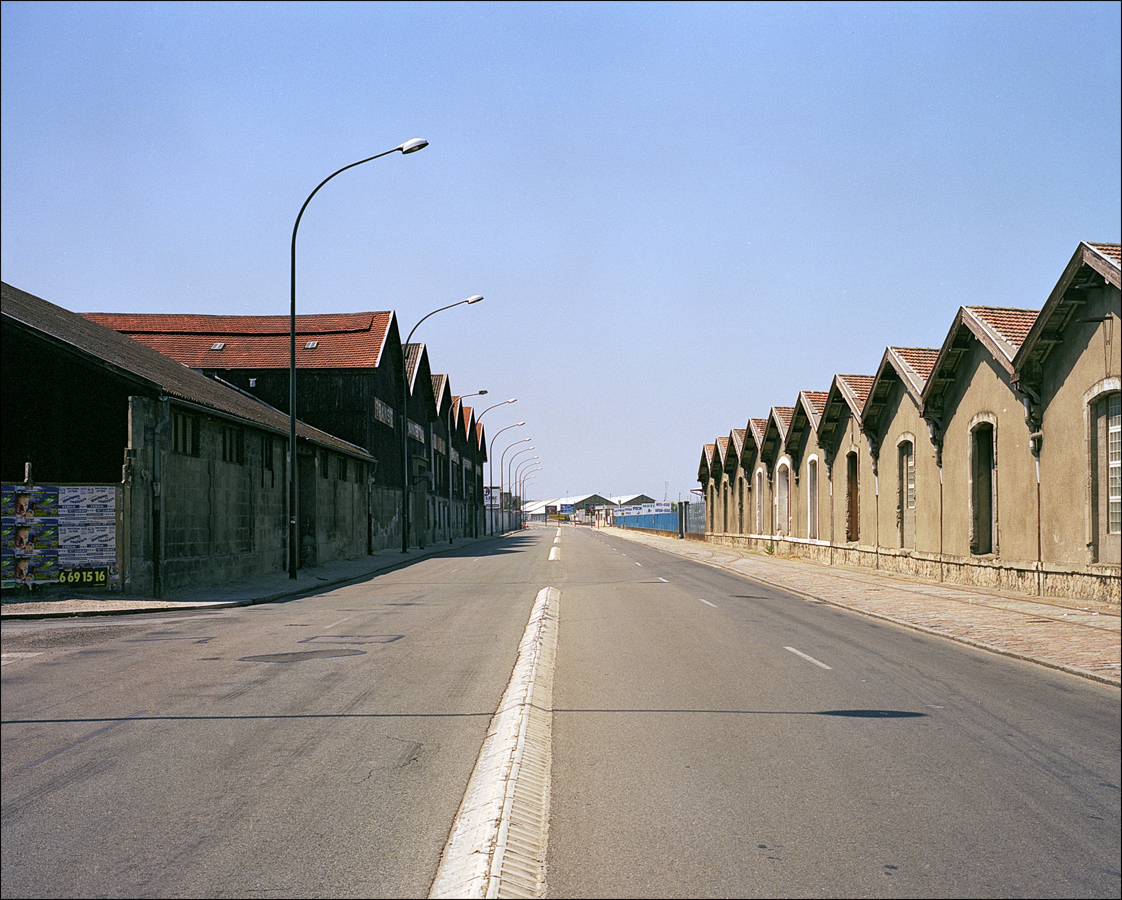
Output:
[
  {"xmin": 776, "ymin": 463, "xmax": 790, "ymax": 536},
  {"xmin": 898, "ymin": 440, "xmax": 916, "ymax": 549},
  {"xmin": 807, "ymin": 457, "xmax": 819, "ymax": 540},
  {"xmin": 755, "ymin": 469, "xmax": 764, "ymax": 534},
  {"xmin": 971, "ymin": 423, "xmax": 995, "ymax": 555},
  {"xmin": 845, "ymin": 450, "xmax": 860, "ymax": 542},
  {"xmin": 738, "ymin": 477, "xmax": 745, "ymax": 533},
  {"xmin": 1092, "ymin": 390, "xmax": 1121, "ymax": 564}
]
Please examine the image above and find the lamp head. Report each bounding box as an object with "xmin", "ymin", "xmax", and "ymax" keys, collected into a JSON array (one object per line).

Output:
[
  {"xmin": 465, "ymin": 295, "xmax": 484, "ymax": 304},
  {"xmin": 399, "ymin": 138, "xmax": 429, "ymax": 154}
]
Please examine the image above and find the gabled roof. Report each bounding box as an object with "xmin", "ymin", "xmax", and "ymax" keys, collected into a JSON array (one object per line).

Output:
[
  {"xmin": 785, "ymin": 390, "xmax": 829, "ymax": 463},
  {"xmin": 921, "ymin": 306, "xmax": 1038, "ymax": 421},
  {"xmin": 698, "ymin": 443, "xmax": 716, "ymax": 483},
  {"xmin": 862, "ymin": 346, "xmax": 939, "ymax": 437},
  {"xmin": 747, "ymin": 418, "xmax": 769, "ymax": 451},
  {"xmin": 81, "ymin": 310, "xmax": 397, "ymax": 370},
  {"xmin": 737, "ymin": 419, "xmax": 762, "ymax": 470},
  {"xmin": 432, "ymin": 374, "xmax": 454, "ymax": 420},
  {"xmin": 2, "ymin": 282, "xmax": 373, "ymax": 460},
  {"xmin": 760, "ymin": 406, "xmax": 794, "ymax": 463},
  {"xmin": 1013, "ymin": 241, "xmax": 1122, "ymax": 381},
  {"xmin": 724, "ymin": 428, "xmax": 746, "ymax": 475},
  {"xmin": 817, "ymin": 374, "xmax": 875, "ymax": 455},
  {"xmin": 610, "ymin": 494, "xmax": 655, "ymax": 506},
  {"xmin": 403, "ymin": 342, "xmax": 438, "ymax": 424},
  {"xmin": 714, "ymin": 435, "xmax": 730, "ymax": 474}
]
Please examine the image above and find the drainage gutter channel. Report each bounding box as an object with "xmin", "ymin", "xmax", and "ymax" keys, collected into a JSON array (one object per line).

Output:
[{"xmin": 430, "ymin": 586, "xmax": 559, "ymax": 899}]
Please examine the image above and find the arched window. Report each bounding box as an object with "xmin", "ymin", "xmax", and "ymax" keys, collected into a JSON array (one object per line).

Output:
[
  {"xmin": 776, "ymin": 463, "xmax": 790, "ymax": 536},
  {"xmin": 845, "ymin": 450, "xmax": 859, "ymax": 542},
  {"xmin": 755, "ymin": 469, "xmax": 764, "ymax": 534},
  {"xmin": 898, "ymin": 439, "xmax": 916, "ymax": 549},
  {"xmin": 971, "ymin": 422, "xmax": 995, "ymax": 555},
  {"xmin": 807, "ymin": 457, "xmax": 819, "ymax": 540},
  {"xmin": 1092, "ymin": 390, "xmax": 1121, "ymax": 564}
]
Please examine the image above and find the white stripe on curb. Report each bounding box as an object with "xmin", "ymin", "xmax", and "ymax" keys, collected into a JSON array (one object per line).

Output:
[{"xmin": 430, "ymin": 586, "xmax": 559, "ymax": 899}]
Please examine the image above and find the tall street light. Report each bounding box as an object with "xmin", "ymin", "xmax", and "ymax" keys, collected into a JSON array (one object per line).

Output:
[
  {"xmin": 289, "ymin": 137, "xmax": 428, "ymax": 579},
  {"xmin": 475, "ymin": 399, "xmax": 514, "ymax": 536},
  {"xmin": 450, "ymin": 390, "xmax": 487, "ymax": 544},
  {"xmin": 401, "ymin": 296, "xmax": 484, "ymax": 553},
  {"xmin": 513, "ymin": 457, "xmax": 539, "ymax": 530},
  {"xmin": 520, "ymin": 467, "xmax": 541, "ymax": 525},
  {"xmin": 508, "ymin": 449, "xmax": 536, "ymax": 531},
  {"xmin": 499, "ymin": 437, "xmax": 531, "ymax": 536},
  {"xmin": 488, "ymin": 422, "xmax": 524, "ymax": 535}
]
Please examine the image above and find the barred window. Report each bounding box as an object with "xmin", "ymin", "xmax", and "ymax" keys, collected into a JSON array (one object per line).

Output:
[
  {"xmin": 222, "ymin": 425, "xmax": 244, "ymax": 465},
  {"xmin": 172, "ymin": 411, "xmax": 199, "ymax": 456}
]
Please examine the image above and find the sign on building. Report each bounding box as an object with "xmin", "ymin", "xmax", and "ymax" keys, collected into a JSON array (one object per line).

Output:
[{"xmin": 1, "ymin": 485, "xmax": 118, "ymax": 589}]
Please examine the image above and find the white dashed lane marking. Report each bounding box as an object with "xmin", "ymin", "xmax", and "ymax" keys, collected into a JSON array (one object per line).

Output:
[{"xmin": 785, "ymin": 646, "xmax": 832, "ymax": 669}]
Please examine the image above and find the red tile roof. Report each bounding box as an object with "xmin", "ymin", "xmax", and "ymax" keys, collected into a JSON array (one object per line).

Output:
[
  {"xmin": 1088, "ymin": 242, "xmax": 1121, "ymax": 265},
  {"xmin": 802, "ymin": 391, "xmax": 829, "ymax": 414},
  {"xmin": 837, "ymin": 374, "xmax": 875, "ymax": 406},
  {"xmin": 773, "ymin": 406, "xmax": 794, "ymax": 429},
  {"xmin": 965, "ymin": 306, "xmax": 1038, "ymax": 351},
  {"xmin": 81, "ymin": 311, "xmax": 394, "ymax": 369},
  {"xmin": 893, "ymin": 347, "xmax": 939, "ymax": 382}
]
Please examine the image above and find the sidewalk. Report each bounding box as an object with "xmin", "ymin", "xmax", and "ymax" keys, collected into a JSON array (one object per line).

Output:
[
  {"xmin": 3, "ymin": 527, "xmax": 1119, "ymax": 687},
  {"xmin": 0, "ymin": 535, "xmax": 496, "ymax": 620},
  {"xmin": 597, "ymin": 525, "xmax": 1120, "ymax": 687}
]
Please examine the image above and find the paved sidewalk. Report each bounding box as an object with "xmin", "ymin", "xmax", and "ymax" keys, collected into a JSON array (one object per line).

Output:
[
  {"xmin": 0, "ymin": 535, "xmax": 497, "ymax": 620},
  {"xmin": 597, "ymin": 525, "xmax": 1120, "ymax": 687},
  {"xmin": 3, "ymin": 526, "xmax": 1119, "ymax": 687}
]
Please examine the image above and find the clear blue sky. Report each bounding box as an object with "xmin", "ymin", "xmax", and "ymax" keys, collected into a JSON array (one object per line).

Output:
[{"xmin": 3, "ymin": 1, "xmax": 1120, "ymax": 503}]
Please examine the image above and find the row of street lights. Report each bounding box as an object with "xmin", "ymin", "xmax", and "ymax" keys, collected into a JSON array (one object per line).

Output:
[{"xmin": 288, "ymin": 138, "xmax": 535, "ymax": 575}]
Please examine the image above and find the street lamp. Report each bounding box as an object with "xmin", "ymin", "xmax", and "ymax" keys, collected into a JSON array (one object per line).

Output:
[
  {"xmin": 509, "ymin": 450, "xmax": 536, "ymax": 530},
  {"xmin": 450, "ymin": 390, "xmax": 487, "ymax": 544},
  {"xmin": 499, "ymin": 438, "xmax": 531, "ymax": 536},
  {"xmin": 520, "ymin": 467, "xmax": 541, "ymax": 524},
  {"xmin": 488, "ymin": 422, "xmax": 525, "ymax": 535},
  {"xmin": 474, "ymin": 400, "xmax": 513, "ymax": 537},
  {"xmin": 477, "ymin": 397, "xmax": 516, "ymax": 422},
  {"xmin": 513, "ymin": 457, "xmax": 539, "ymax": 530},
  {"xmin": 401, "ymin": 296, "xmax": 484, "ymax": 553},
  {"xmin": 288, "ymin": 138, "xmax": 428, "ymax": 579}
]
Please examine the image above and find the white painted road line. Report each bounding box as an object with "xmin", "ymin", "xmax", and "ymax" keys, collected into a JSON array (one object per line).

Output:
[
  {"xmin": 430, "ymin": 586, "xmax": 558, "ymax": 899},
  {"xmin": 548, "ymin": 547, "xmax": 560, "ymax": 561},
  {"xmin": 635, "ymin": 562, "xmax": 642, "ymax": 567},
  {"xmin": 785, "ymin": 646, "xmax": 832, "ymax": 669},
  {"xmin": 658, "ymin": 577, "xmax": 668, "ymax": 583},
  {"xmin": 698, "ymin": 598, "xmax": 717, "ymax": 608}
]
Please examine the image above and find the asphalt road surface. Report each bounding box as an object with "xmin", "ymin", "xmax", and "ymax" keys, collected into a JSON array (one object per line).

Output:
[{"xmin": 2, "ymin": 524, "xmax": 1118, "ymax": 898}]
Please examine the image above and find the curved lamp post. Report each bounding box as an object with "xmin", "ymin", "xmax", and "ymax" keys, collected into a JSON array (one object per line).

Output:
[
  {"xmin": 520, "ymin": 468, "xmax": 541, "ymax": 524},
  {"xmin": 509, "ymin": 450, "xmax": 537, "ymax": 531},
  {"xmin": 513, "ymin": 456, "xmax": 539, "ymax": 530},
  {"xmin": 498, "ymin": 438, "xmax": 532, "ymax": 536},
  {"xmin": 476, "ymin": 400, "xmax": 514, "ymax": 536},
  {"xmin": 450, "ymin": 390, "xmax": 487, "ymax": 543},
  {"xmin": 288, "ymin": 137, "xmax": 428, "ymax": 579},
  {"xmin": 401, "ymin": 296, "xmax": 484, "ymax": 553},
  {"xmin": 488, "ymin": 423, "xmax": 525, "ymax": 534}
]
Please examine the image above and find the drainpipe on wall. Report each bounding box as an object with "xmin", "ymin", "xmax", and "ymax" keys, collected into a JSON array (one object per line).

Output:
[
  {"xmin": 926, "ymin": 416, "xmax": 944, "ymax": 583},
  {"xmin": 1020, "ymin": 388, "xmax": 1044, "ymax": 596},
  {"xmin": 152, "ymin": 397, "xmax": 170, "ymax": 599}
]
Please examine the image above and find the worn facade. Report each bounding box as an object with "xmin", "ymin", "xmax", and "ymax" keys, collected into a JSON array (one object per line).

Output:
[
  {"xmin": 2, "ymin": 283, "xmax": 377, "ymax": 598},
  {"xmin": 698, "ymin": 242, "xmax": 1121, "ymax": 603}
]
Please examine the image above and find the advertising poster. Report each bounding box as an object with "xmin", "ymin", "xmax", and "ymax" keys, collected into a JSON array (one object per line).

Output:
[{"xmin": 1, "ymin": 485, "xmax": 117, "ymax": 589}]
